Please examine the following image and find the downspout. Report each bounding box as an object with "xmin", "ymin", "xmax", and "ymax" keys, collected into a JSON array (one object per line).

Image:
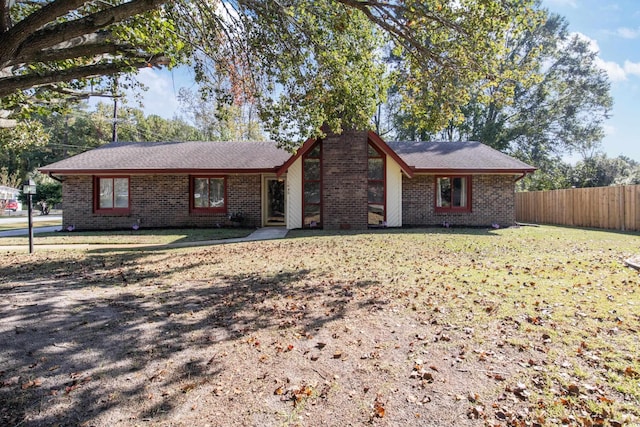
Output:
[
  {"xmin": 514, "ymin": 172, "xmax": 528, "ymax": 182},
  {"xmin": 48, "ymin": 172, "xmax": 64, "ymax": 183}
]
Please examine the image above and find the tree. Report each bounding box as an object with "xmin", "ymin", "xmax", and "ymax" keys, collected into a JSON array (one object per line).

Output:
[
  {"xmin": 0, "ymin": 102, "xmax": 205, "ymax": 183},
  {"xmin": 172, "ymin": 0, "xmax": 542, "ymax": 147},
  {"xmin": 81, "ymin": 102, "xmax": 203, "ymax": 142},
  {"xmin": 569, "ymin": 154, "xmax": 640, "ymax": 188},
  {"xmin": 0, "ymin": 120, "xmax": 48, "ymax": 182},
  {"xmin": 33, "ymin": 179, "xmax": 62, "ymax": 215},
  {"xmin": 0, "ymin": 0, "xmax": 186, "ymax": 123},
  {"xmin": 1, "ymin": 0, "xmax": 542, "ymax": 147},
  {"xmin": 612, "ymin": 157, "xmax": 640, "ymax": 185},
  {"xmin": 0, "ymin": 166, "xmax": 21, "ymax": 189},
  {"xmin": 387, "ymin": 6, "xmax": 613, "ymax": 190},
  {"xmin": 178, "ymin": 88, "xmax": 264, "ymax": 141}
]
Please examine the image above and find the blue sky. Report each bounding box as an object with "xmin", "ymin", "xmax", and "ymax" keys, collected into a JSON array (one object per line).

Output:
[
  {"xmin": 117, "ymin": 1, "xmax": 640, "ymax": 162},
  {"xmin": 542, "ymin": 0, "xmax": 640, "ymax": 161}
]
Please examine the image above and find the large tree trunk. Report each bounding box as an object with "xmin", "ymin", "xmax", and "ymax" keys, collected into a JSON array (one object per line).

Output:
[{"xmin": 0, "ymin": 0, "xmax": 166, "ymax": 93}]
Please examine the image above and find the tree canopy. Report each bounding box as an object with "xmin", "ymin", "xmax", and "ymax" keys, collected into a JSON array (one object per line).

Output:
[
  {"xmin": 385, "ymin": 6, "xmax": 614, "ymax": 190},
  {"xmin": 0, "ymin": 102, "xmax": 204, "ymax": 185},
  {"xmin": 0, "ymin": 0, "xmax": 187, "ymax": 124},
  {"xmin": 1, "ymin": 0, "xmax": 543, "ymax": 147}
]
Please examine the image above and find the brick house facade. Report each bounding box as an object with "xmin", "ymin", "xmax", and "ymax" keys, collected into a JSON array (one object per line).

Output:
[
  {"xmin": 401, "ymin": 175, "xmax": 516, "ymax": 227},
  {"xmin": 321, "ymin": 130, "xmax": 369, "ymax": 230},
  {"xmin": 40, "ymin": 131, "xmax": 534, "ymax": 231},
  {"xmin": 61, "ymin": 175, "xmax": 263, "ymax": 230}
]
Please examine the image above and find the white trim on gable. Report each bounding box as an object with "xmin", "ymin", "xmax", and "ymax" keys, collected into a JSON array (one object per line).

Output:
[
  {"xmin": 286, "ymin": 157, "xmax": 302, "ymax": 229},
  {"xmin": 386, "ymin": 156, "xmax": 403, "ymax": 227}
]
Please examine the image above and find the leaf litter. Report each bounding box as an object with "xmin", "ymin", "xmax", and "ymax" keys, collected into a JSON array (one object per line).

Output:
[{"xmin": 0, "ymin": 225, "xmax": 639, "ymax": 426}]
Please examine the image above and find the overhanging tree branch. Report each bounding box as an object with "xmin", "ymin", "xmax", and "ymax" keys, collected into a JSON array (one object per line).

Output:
[
  {"xmin": 11, "ymin": 41, "xmax": 141, "ymax": 67},
  {"xmin": 0, "ymin": 0, "xmax": 87, "ymax": 64},
  {"xmin": 0, "ymin": 55, "xmax": 169, "ymax": 98},
  {"xmin": 15, "ymin": 0, "xmax": 166, "ymax": 61}
]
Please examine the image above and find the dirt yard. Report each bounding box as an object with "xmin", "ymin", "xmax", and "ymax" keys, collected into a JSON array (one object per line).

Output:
[{"xmin": 1, "ymin": 226, "xmax": 639, "ymax": 426}]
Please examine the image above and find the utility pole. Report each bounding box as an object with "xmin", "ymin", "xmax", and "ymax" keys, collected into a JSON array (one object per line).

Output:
[
  {"xmin": 111, "ymin": 78, "xmax": 119, "ymax": 143},
  {"xmin": 112, "ymin": 96, "xmax": 118, "ymax": 142}
]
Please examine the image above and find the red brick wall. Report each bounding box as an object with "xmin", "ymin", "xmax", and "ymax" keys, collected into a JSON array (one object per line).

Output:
[
  {"xmin": 321, "ymin": 130, "xmax": 369, "ymax": 230},
  {"xmin": 61, "ymin": 174, "xmax": 262, "ymax": 230},
  {"xmin": 59, "ymin": 143, "xmax": 518, "ymax": 231},
  {"xmin": 402, "ymin": 174, "xmax": 517, "ymax": 227}
]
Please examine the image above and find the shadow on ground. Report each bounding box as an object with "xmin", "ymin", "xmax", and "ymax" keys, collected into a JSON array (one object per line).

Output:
[{"xmin": 0, "ymin": 249, "xmax": 382, "ymax": 426}]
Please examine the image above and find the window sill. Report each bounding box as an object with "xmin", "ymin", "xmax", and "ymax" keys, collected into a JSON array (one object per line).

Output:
[
  {"xmin": 94, "ymin": 209, "xmax": 131, "ymax": 215},
  {"xmin": 191, "ymin": 208, "xmax": 227, "ymax": 214},
  {"xmin": 435, "ymin": 207, "xmax": 472, "ymax": 214}
]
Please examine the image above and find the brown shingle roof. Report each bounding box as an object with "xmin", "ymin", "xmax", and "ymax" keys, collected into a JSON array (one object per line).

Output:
[
  {"xmin": 39, "ymin": 137, "xmax": 535, "ymax": 175},
  {"xmin": 40, "ymin": 140, "xmax": 293, "ymax": 174},
  {"xmin": 388, "ymin": 141, "xmax": 535, "ymax": 173}
]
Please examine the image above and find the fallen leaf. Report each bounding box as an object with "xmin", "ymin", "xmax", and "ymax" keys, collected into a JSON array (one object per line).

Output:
[
  {"xmin": 21, "ymin": 379, "xmax": 42, "ymax": 389},
  {"xmin": 566, "ymin": 384, "xmax": 580, "ymax": 396},
  {"xmin": 467, "ymin": 405, "xmax": 484, "ymax": 419},
  {"xmin": 181, "ymin": 383, "xmax": 197, "ymax": 393},
  {"xmin": 373, "ymin": 398, "xmax": 385, "ymax": 418},
  {"xmin": 492, "ymin": 373, "xmax": 506, "ymax": 381}
]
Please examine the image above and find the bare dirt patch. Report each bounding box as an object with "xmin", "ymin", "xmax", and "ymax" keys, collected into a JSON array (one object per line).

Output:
[{"xmin": 1, "ymin": 226, "xmax": 639, "ymax": 426}]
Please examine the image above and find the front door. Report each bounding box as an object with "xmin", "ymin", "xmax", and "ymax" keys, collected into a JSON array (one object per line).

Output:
[{"xmin": 264, "ymin": 177, "xmax": 286, "ymax": 226}]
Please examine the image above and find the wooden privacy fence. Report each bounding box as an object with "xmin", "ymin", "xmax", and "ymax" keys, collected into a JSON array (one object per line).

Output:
[{"xmin": 515, "ymin": 185, "xmax": 640, "ymax": 231}]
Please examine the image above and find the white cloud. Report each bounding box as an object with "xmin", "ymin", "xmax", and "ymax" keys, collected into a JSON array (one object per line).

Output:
[
  {"xmin": 128, "ymin": 68, "xmax": 181, "ymax": 119},
  {"xmin": 624, "ymin": 60, "xmax": 640, "ymax": 77},
  {"xmin": 571, "ymin": 32, "xmax": 640, "ymax": 82},
  {"xmin": 572, "ymin": 31, "xmax": 600, "ymax": 53},
  {"xmin": 596, "ymin": 58, "xmax": 627, "ymax": 82},
  {"xmin": 616, "ymin": 27, "xmax": 640, "ymax": 39}
]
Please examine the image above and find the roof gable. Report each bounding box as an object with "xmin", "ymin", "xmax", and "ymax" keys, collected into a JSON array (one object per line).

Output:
[
  {"xmin": 276, "ymin": 131, "xmax": 415, "ymax": 178},
  {"xmin": 276, "ymin": 137, "xmax": 317, "ymax": 177}
]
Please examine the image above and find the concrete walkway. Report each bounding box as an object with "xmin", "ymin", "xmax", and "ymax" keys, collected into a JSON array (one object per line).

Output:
[
  {"xmin": 161, "ymin": 227, "xmax": 289, "ymax": 248},
  {"xmin": 0, "ymin": 227, "xmax": 289, "ymax": 253},
  {"xmin": 624, "ymin": 256, "xmax": 640, "ymax": 270}
]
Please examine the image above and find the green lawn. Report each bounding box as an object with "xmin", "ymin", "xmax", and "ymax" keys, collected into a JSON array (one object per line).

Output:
[
  {"xmin": 0, "ymin": 218, "xmax": 62, "ymax": 232},
  {"xmin": 0, "ymin": 227, "xmax": 253, "ymax": 246},
  {"xmin": 0, "ymin": 225, "xmax": 638, "ymax": 426}
]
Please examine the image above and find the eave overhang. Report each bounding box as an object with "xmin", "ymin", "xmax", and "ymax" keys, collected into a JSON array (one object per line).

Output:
[{"xmin": 37, "ymin": 167, "xmax": 282, "ymax": 175}]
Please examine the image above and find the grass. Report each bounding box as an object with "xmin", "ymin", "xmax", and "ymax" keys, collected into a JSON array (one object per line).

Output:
[
  {"xmin": 0, "ymin": 227, "xmax": 253, "ymax": 246},
  {"xmin": 1, "ymin": 225, "xmax": 639, "ymax": 426},
  {"xmin": 0, "ymin": 219, "xmax": 62, "ymax": 232}
]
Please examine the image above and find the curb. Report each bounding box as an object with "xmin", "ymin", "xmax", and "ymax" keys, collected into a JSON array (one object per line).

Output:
[
  {"xmin": 624, "ymin": 258, "xmax": 640, "ymax": 270},
  {"xmin": 0, "ymin": 227, "xmax": 288, "ymax": 253}
]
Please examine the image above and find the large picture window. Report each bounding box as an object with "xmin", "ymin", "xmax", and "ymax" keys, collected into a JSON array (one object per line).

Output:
[
  {"xmin": 436, "ymin": 176, "xmax": 471, "ymax": 212},
  {"xmin": 303, "ymin": 143, "xmax": 322, "ymax": 227},
  {"xmin": 192, "ymin": 176, "xmax": 226, "ymax": 212},
  {"xmin": 94, "ymin": 176, "xmax": 129, "ymax": 213}
]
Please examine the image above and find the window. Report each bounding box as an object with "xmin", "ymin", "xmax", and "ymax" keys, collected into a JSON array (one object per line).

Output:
[
  {"xmin": 368, "ymin": 143, "xmax": 385, "ymax": 225},
  {"xmin": 436, "ymin": 176, "xmax": 471, "ymax": 212},
  {"xmin": 95, "ymin": 177, "xmax": 129, "ymax": 213},
  {"xmin": 303, "ymin": 142, "xmax": 322, "ymax": 227},
  {"xmin": 191, "ymin": 176, "xmax": 226, "ymax": 212}
]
